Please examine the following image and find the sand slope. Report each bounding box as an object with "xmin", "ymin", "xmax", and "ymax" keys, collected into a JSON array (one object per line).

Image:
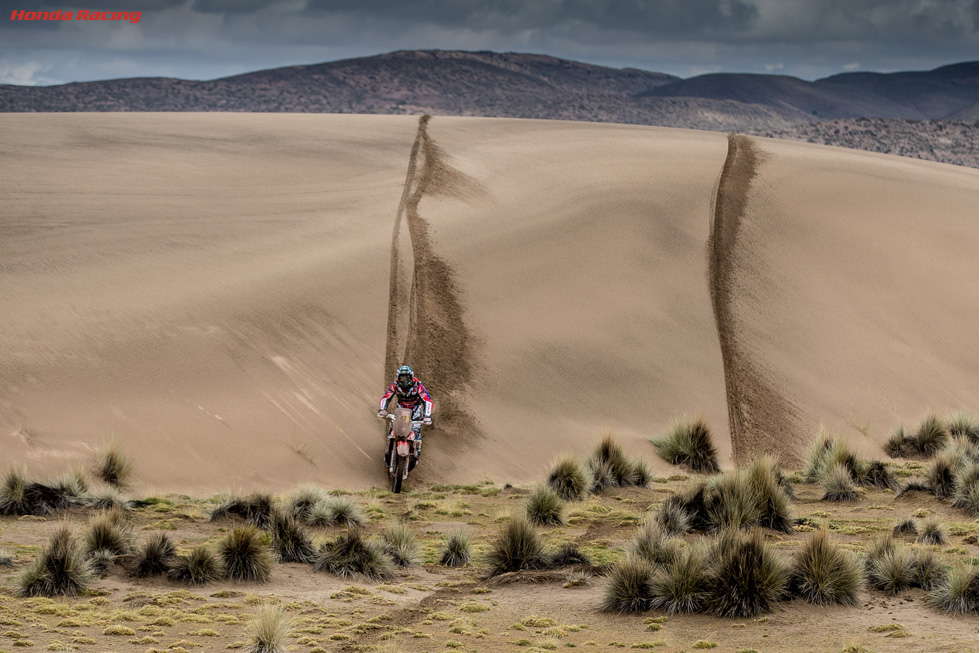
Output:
[{"xmin": 0, "ymin": 113, "xmax": 975, "ymax": 491}]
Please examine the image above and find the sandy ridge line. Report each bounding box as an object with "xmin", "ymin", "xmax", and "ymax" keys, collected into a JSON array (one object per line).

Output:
[{"xmin": 708, "ymin": 134, "xmax": 801, "ymax": 464}]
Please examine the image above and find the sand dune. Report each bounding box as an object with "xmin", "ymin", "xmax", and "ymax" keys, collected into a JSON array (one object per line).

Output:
[{"xmin": 0, "ymin": 113, "xmax": 975, "ymax": 491}]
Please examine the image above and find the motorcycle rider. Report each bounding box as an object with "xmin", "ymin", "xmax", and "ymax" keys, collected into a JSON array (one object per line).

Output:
[{"xmin": 378, "ymin": 365, "xmax": 432, "ymax": 465}]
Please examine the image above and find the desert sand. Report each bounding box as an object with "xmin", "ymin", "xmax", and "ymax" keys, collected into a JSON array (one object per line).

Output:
[{"xmin": 0, "ymin": 113, "xmax": 976, "ymax": 492}]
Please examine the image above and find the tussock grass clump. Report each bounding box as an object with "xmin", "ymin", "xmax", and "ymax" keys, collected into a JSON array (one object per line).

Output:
[
  {"xmin": 650, "ymin": 545, "xmax": 708, "ymax": 614},
  {"xmin": 88, "ymin": 548, "xmax": 117, "ymax": 578},
  {"xmin": 269, "ymin": 512, "xmax": 316, "ymax": 564},
  {"xmin": 93, "ymin": 439, "xmax": 133, "ymax": 488},
  {"xmin": 821, "ymin": 463, "xmax": 857, "ymax": 502},
  {"xmin": 524, "ymin": 486, "xmax": 565, "ymax": 527},
  {"xmin": 0, "ymin": 547, "xmax": 12, "ymax": 566},
  {"xmin": 925, "ymin": 451, "xmax": 962, "ymax": 498},
  {"xmin": 547, "ymin": 543, "xmax": 592, "ymax": 568},
  {"xmin": 601, "ymin": 556, "xmax": 655, "ymax": 614},
  {"xmin": 912, "ymin": 550, "xmax": 947, "ymax": 591},
  {"xmin": 313, "ymin": 531, "xmax": 393, "ymax": 581},
  {"xmin": 53, "ymin": 467, "xmax": 89, "ymax": 506},
  {"xmin": 630, "ymin": 521, "xmax": 681, "ymax": 568},
  {"xmin": 379, "ymin": 522, "xmax": 419, "ymax": 568},
  {"xmin": 789, "ymin": 529, "xmax": 861, "ymax": 606},
  {"xmin": 210, "ymin": 493, "xmax": 277, "ymax": 530},
  {"xmin": 952, "ymin": 459, "xmax": 979, "ymax": 515},
  {"xmin": 307, "ymin": 496, "xmax": 365, "ymax": 528},
  {"xmin": 866, "ymin": 547, "xmax": 915, "ymax": 595},
  {"xmin": 89, "ymin": 484, "xmax": 127, "ymax": 511},
  {"xmin": 83, "ymin": 510, "xmax": 134, "ymax": 558},
  {"xmin": 705, "ymin": 467, "xmax": 793, "ymax": 533},
  {"xmin": 885, "ymin": 426, "xmax": 910, "ymax": 458},
  {"xmin": 16, "ymin": 524, "xmax": 93, "ymax": 597},
  {"xmin": 546, "ymin": 456, "xmax": 589, "ymax": 501},
  {"xmin": 892, "ymin": 519, "xmax": 917, "ymax": 537},
  {"xmin": 925, "ymin": 565, "xmax": 979, "ymax": 614},
  {"xmin": 131, "ymin": 533, "xmax": 176, "ymax": 578},
  {"xmin": 218, "ymin": 526, "xmax": 274, "ymax": 583},
  {"xmin": 656, "ymin": 496, "xmax": 693, "ymax": 536},
  {"xmin": 167, "ymin": 545, "xmax": 224, "ymax": 586},
  {"xmin": 804, "ymin": 430, "xmax": 857, "ymax": 482},
  {"xmin": 946, "ymin": 411, "xmax": 979, "ymax": 444},
  {"xmin": 588, "ymin": 434, "xmax": 642, "ymax": 491},
  {"xmin": 705, "ymin": 530, "xmax": 789, "ymax": 618},
  {"xmin": 853, "ymin": 460, "xmax": 896, "ymax": 490},
  {"xmin": 917, "ymin": 519, "xmax": 948, "ymax": 546},
  {"xmin": 895, "ymin": 480, "xmax": 934, "ymax": 499},
  {"xmin": 285, "ymin": 484, "xmax": 328, "ymax": 522},
  {"xmin": 440, "ymin": 528, "xmax": 471, "ymax": 567},
  {"xmin": 631, "ymin": 457, "xmax": 652, "ymax": 487},
  {"xmin": 863, "ymin": 534, "xmax": 894, "ymax": 571},
  {"xmin": 244, "ymin": 603, "xmax": 291, "ymax": 653},
  {"xmin": 650, "ymin": 416, "xmax": 720, "ymax": 474},
  {"xmin": 744, "ymin": 455, "xmax": 793, "ymax": 532},
  {"xmin": 0, "ymin": 465, "xmax": 29, "ymax": 515},
  {"xmin": 913, "ymin": 414, "xmax": 949, "ymax": 457},
  {"xmin": 486, "ymin": 514, "xmax": 547, "ymax": 577}
]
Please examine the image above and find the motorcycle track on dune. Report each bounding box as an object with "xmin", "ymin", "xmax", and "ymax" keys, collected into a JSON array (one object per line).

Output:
[
  {"xmin": 709, "ymin": 133, "xmax": 803, "ymax": 465},
  {"xmin": 386, "ymin": 115, "xmax": 482, "ymax": 443}
]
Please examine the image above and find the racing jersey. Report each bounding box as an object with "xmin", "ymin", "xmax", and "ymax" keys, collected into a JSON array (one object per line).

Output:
[{"xmin": 379, "ymin": 377, "xmax": 433, "ymax": 418}]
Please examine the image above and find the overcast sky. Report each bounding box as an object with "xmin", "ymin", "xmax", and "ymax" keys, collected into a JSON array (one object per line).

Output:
[{"xmin": 1, "ymin": 0, "xmax": 977, "ymax": 86}]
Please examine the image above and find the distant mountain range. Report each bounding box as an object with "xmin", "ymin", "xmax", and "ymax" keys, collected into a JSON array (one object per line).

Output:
[{"xmin": 1, "ymin": 50, "xmax": 976, "ymax": 164}]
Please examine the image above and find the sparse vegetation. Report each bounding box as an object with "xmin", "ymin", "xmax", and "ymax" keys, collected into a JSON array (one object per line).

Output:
[
  {"xmin": 269, "ymin": 512, "xmax": 316, "ymax": 564},
  {"xmin": 650, "ymin": 416, "xmax": 720, "ymax": 474},
  {"xmin": 524, "ymin": 485, "xmax": 566, "ymax": 526},
  {"xmin": 313, "ymin": 531, "xmax": 393, "ymax": 581},
  {"xmin": 131, "ymin": 532, "xmax": 177, "ymax": 578},
  {"xmin": 93, "ymin": 439, "xmax": 133, "ymax": 488},
  {"xmin": 602, "ymin": 556, "xmax": 655, "ymax": 614},
  {"xmin": 380, "ymin": 521, "xmax": 420, "ymax": 567},
  {"xmin": 167, "ymin": 544, "xmax": 224, "ymax": 586},
  {"xmin": 210, "ymin": 493, "xmax": 277, "ymax": 530},
  {"xmin": 440, "ymin": 528, "xmax": 471, "ymax": 567},
  {"xmin": 244, "ymin": 604, "xmax": 291, "ymax": 653},
  {"xmin": 547, "ymin": 456, "xmax": 589, "ymax": 501},
  {"xmin": 16, "ymin": 524, "xmax": 93, "ymax": 597},
  {"xmin": 789, "ymin": 528, "xmax": 862, "ymax": 605},
  {"xmin": 486, "ymin": 514, "xmax": 547, "ymax": 576},
  {"xmin": 925, "ymin": 565, "xmax": 979, "ymax": 614},
  {"xmin": 704, "ymin": 530, "xmax": 789, "ymax": 618},
  {"xmin": 218, "ymin": 526, "xmax": 274, "ymax": 583},
  {"xmin": 307, "ymin": 496, "xmax": 366, "ymax": 528}
]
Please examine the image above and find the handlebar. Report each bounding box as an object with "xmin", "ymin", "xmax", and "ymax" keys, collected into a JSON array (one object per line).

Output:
[{"xmin": 386, "ymin": 414, "xmax": 426, "ymax": 426}]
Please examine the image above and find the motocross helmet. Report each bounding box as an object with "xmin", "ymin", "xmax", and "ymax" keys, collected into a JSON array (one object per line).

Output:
[{"xmin": 396, "ymin": 365, "xmax": 414, "ymax": 390}]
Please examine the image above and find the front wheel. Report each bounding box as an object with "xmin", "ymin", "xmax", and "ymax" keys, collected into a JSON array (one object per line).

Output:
[{"xmin": 391, "ymin": 456, "xmax": 406, "ymax": 494}]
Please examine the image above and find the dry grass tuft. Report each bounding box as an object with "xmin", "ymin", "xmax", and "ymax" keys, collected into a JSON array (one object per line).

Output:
[
  {"xmin": 244, "ymin": 603, "xmax": 291, "ymax": 653},
  {"xmin": 269, "ymin": 512, "xmax": 316, "ymax": 564},
  {"xmin": 524, "ymin": 486, "xmax": 565, "ymax": 527},
  {"xmin": 630, "ymin": 521, "xmax": 681, "ymax": 568},
  {"xmin": 313, "ymin": 531, "xmax": 393, "ymax": 581},
  {"xmin": 486, "ymin": 514, "xmax": 547, "ymax": 577},
  {"xmin": 601, "ymin": 555, "xmax": 655, "ymax": 613},
  {"xmin": 952, "ymin": 459, "xmax": 979, "ymax": 515},
  {"xmin": 650, "ymin": 545, "xmax": 708, "ymax": 614},
  {"xmin": 917, "ymin": 519, "xmax": 948, "ymax": 546},
  {"xmin": 167, "ymin": 545, "xmax": 224, "ymax": 586},
  {"xmin": 440, "ymin": 528, "xmax": 471, "ymax": 567},
  {"xmin": 925, "ymin": 565, "xmax": 979, "ymax": 615},
  {"xmin": 16, "ymin": 524, "xmax": 93, "ymax": 597},
  {"xmin": 789, "ymin": 528, "xmax": 862, "ymax": 606},
  {"xmin": 307, "ymin": 496, "xmax": 366, "ymax": 528},
  {"xmin": 380, "ymin": 521, "xmax": 420, "ymax": 568},
  {"xmin": 650, "ymin": 416, "xmax": 720, "ymax": 474},
  {"xmin": 704, "ymin": 530, "xmax": 789, "ymax": 618},
  {"xmin": 821, "ymin": 463, "xmax": 857, "ymax": 502},
  {"xmin": 218, "ymin": 526, "xmax": 274, "ymax": 583},
  {"xmin": 546, "ymin": 456, "xmax": 589, "ymax": 501},
  {"xmin": 131, "ymin": 532, "xmax": 177, "ymax": 578},
  {"xmin": 547, "ymin": 543, "xmax": 592, "ymax": 568},
  {"xmin": 210, "ymin": 493, "xmax": 277, "ymax": 530},
  {"xmin": 866, "ymin": 547, "xmax": 915, "ymax": 595},
  {"xmin": 93, "ymin": 439, "xmax": 133, "ymax": 488},
  {"xmin": 286, "ymin": 484, "xmax": 329, "ymax": 522}
]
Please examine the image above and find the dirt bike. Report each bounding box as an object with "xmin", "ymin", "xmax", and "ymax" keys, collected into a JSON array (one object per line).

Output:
[{"xmin": 383, "ymin": 407, "xmax": 424, "ymax": 494}]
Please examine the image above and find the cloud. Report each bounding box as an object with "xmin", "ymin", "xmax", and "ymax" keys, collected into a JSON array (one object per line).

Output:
[{"xmin": 0, "ymin": 60, "xmax": 56, "ymax": 85}]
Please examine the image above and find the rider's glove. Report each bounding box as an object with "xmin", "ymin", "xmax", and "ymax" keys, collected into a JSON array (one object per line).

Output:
[
  {"xmin": 422, "ymin": 417, "xmax": 432, "ymax": 425},
  {"xmin": 378, "ymin": 409, "xmax": 387, "ymax": 419}
]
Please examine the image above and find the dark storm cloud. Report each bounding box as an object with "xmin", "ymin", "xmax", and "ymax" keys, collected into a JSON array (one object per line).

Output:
[{"xmin": 0, "ymin": 0, "xmax": 976, "ymax": 85}]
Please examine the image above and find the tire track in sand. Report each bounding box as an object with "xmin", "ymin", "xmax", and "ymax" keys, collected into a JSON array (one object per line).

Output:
[
  {"xmin": 709, "ymin": 133, "xmax": 802, "ymax": 464},
  {"xmin": 386, "ymin": 115, "xmax": 483, "ymax": 438}
]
